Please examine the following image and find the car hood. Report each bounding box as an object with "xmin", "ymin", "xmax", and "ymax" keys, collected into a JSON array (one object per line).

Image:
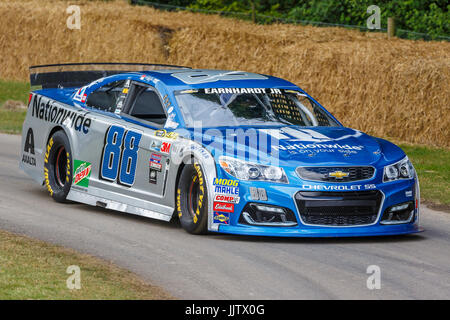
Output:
[{"xmin": 188, "ymin": 125, "xmax": 405, "ymax": 168}]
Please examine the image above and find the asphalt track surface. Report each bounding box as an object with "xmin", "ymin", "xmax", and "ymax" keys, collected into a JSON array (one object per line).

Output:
[{"xmin": 1, "ymin": 133, "xmax": 449, "ymax": 299}]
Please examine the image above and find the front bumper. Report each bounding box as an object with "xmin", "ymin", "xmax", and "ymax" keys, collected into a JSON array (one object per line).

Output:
[{"xmin": 211, "ymin": 177, "xmax": 422, "ymax": 237}]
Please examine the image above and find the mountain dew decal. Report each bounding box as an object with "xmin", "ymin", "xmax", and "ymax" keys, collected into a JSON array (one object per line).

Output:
[{"xmin": 73, "ymin": 160, "xmax": 92, "ymax": 187}]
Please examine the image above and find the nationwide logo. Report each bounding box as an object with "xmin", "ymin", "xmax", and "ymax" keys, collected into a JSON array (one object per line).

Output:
[
  {"xmin": 73, "ymin": 160, "xmax": 92, "ymax": 187},
  {"xmin": 213, "ymin": 211, "xmax": 230, "ymax": 224},
  {"xmin": 214, "ymin": 194, "xmax": 240, "ymax": 204},
  {"xmin": 213, "ymin": 201, "xmax": 234, "ymax": 213}
]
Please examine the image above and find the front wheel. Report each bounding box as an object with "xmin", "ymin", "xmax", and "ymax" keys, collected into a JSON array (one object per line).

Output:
[
  {"xmin": 176, "ymin": 162, "xmax": 208, "ymax": 234},
  {"xmin": 44, "ymin": 130, "xmax": 73, "ymax": 203}
]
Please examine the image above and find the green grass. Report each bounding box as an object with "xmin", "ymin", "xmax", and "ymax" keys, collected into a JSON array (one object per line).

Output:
[
  {"xmin": 0, "ymin": 79, "xmax": 29, "ymax": 105},
  {"xmin": 0, "ymin": 230, "xmax": 172, "ymax": 299},
  {"xmin": 400, "ymin": 144, "xmax": 450, "ymax": 206},
  {"xmin": 0, "ymin": 79, "xmax": 29, "ymax": 133},
  {"xmin": 0, "ymin": 109, "xmax": 27, "ymax": 134}
]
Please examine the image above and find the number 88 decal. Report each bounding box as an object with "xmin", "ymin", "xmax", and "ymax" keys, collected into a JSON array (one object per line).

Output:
[{"xmin": 101, "ymin": 125, "xmax": 142, "ymax": 186}]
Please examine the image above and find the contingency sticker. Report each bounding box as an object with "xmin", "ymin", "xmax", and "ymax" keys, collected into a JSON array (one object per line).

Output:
[
  {"xmin": 73, "ymin": 160, "xmax": 92, "ymax": 187},
  {"xmin": 213, "ymin": 211, "xmax": 230, "ymax": 225}
]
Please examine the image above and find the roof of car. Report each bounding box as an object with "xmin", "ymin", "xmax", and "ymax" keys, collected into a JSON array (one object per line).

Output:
[{"xmin": 138, "ymin": 69, "xmax": 299, "ymax": 90}]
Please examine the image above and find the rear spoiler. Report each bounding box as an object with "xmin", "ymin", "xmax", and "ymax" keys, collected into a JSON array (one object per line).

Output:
[{"xmin": 29, "ymin": 62, "xmax": 190, "ymax": 89}]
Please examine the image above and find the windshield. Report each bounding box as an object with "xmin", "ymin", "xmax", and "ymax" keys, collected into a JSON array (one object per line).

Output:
[{"xmin": 175, "ymin": 88, "xmax": 339, "ymax": 128}]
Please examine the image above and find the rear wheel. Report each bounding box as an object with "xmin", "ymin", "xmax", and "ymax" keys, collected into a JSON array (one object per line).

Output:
[
  {"xmin": 44, "ymin": 130, "xmax": 72, "ymax": 203},
  {"xmin": 176, "ymin": 161, "xmax": 208, "ymax": 234}
]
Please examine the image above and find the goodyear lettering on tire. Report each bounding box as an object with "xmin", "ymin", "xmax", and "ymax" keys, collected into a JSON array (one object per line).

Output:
[
  {"xmin": 177, "ymin": 188, "xmax": 182, "ymax": 218},
  {"xmin": 44, "ymin": 138, "xmax": 54, "ymax": 196}
]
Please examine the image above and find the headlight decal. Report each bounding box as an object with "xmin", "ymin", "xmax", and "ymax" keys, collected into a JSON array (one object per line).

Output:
[
  {"xmin": 383, "ymin": 156, "xmax": 415, "ymax": 182},
  {"xmin": 218, "ymin": 156, "xmax": 288, "ymax": 183}
]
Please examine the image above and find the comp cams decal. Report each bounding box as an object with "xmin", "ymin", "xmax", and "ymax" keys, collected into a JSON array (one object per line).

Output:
[
  {"xmin": 32, "ymin": 96, "xmax": 91, "ymax": 134},
  {"xmin": 214, "ymin": 194, "xmax": 240, "ymax": 204}
]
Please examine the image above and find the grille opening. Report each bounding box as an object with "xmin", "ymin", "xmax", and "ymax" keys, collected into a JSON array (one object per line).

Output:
[
  {"xmin": 381, "ymin": 201, "xmax": 415, "ymax": 224},
  {"xmin": 295, "ymin": 190, "xmax": 382, "ymax": 226},
  {"xmin": 239, "ymin": 203, "xmax": 297, "ymax": 227},
  {"xmin": 297, "ymin": 166, "xmax": 375, "ymax": 183}
]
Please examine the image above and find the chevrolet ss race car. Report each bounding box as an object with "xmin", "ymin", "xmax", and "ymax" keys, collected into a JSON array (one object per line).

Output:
[{"xmin": 19, "ymin": 63, "xmax": 422, "ymax": 237}]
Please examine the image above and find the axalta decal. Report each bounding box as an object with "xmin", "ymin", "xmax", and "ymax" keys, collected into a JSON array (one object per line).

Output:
[
  {"xmin": 22, "ymin": 128, "xmax": 36, "ymax": 166},
  {"xmin": 213, "ymin": 178, "xmax": 239, "ymax": 195},
  {"xmin": 299, "ymin": 184, "xmax": 377, "ymax": 191},
  {"xmin": 73, "ymin": 160, "xmax": 92, "ymax": 187},
  {"xmin": 32, "ymin": 96, "xmax": 91, "ymax": 134},
  {"xmin": 213, "ymin": 211, "xmax": 230, "ymax": 225}
]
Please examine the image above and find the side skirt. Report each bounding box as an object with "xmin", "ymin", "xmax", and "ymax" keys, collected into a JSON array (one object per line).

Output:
[{"xmin": 67, "ymin": 188, "xmax": 172, "ymax": 222}]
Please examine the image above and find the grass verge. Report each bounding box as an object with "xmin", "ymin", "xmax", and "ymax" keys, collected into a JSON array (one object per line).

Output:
[
  {"xmin": 400, "ymin": 144, "xmax": 450, "ymax": 209},
  {"xmin": 0, "ymin": 229, "xmax": 172, "ymax": 299},
  {"xmin": 0, "ymin": 79, "xmax": 29, "ymax": 105}
]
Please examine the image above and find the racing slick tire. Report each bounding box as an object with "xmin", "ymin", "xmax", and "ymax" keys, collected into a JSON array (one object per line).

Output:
[
  {"xmin": 44, "ymin": 130, "xmax": 73, "ymax": 203},
  {"xmin": 176, "ymin": 161, "xmax": 209, "ymax": 234}
]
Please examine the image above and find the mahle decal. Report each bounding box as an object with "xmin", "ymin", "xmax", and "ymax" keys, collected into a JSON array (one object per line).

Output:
[{"xmin": 73, "ymin": 160, "xmax": 92, "ymax": 187}]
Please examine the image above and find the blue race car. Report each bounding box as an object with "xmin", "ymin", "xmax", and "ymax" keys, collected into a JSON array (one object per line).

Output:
[{"xmin": 20, "ymin": 63, "xmax": 422, "ymax": 237}]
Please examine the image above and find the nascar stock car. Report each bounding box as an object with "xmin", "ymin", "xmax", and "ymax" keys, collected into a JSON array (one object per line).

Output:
[{"xmin": 19, "ymin": 63, "xmax": 422, "ymax": 237}]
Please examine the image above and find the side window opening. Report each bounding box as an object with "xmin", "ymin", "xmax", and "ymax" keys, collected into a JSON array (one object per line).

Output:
[
  {"xmin": 86, "ymin": 80, "xmax": 125, "ymax": 112},
  {"xmin": 127, "ymin": 85, "xmax": 167, "ymax": 126}
]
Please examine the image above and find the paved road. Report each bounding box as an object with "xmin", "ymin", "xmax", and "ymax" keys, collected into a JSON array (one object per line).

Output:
[{"xmin": 1, "ymin": 133, "xmax": 449, "ymax": 299}]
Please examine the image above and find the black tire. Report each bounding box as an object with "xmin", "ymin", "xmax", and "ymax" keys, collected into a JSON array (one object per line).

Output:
[
  {"xmin": 44, "ymin": 130, "xmax": 73, "ymax": 203},
  {"xmin": 176, "ymin": 161, "xmax": 208, "ymax": 234}
]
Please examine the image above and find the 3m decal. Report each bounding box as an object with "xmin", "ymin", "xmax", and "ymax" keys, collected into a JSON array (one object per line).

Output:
[
  {"xmin": 32, "ymin": 96, "xmax": 91, "ymax": 134},
  {"xmin": 213, "ymin": 201, "xmax": 234, "ymax": 213},
  {"xmin": 100, "ymin": 125, "xmax": 142, "ymax": 186},
  {"xmin": 73, "ymin": 160, "xmax": 92, "ymax": 187},
  {"xmin": 160, "ymin": 142, "xmax": 171, "ymax": 154},
  {"xmin": 214, "ymin": 194, "xmax": 240, "ymax": 204},
  {"xmin": 213, "ymin": 211, "xmax": 230, "ymax": 225}
]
